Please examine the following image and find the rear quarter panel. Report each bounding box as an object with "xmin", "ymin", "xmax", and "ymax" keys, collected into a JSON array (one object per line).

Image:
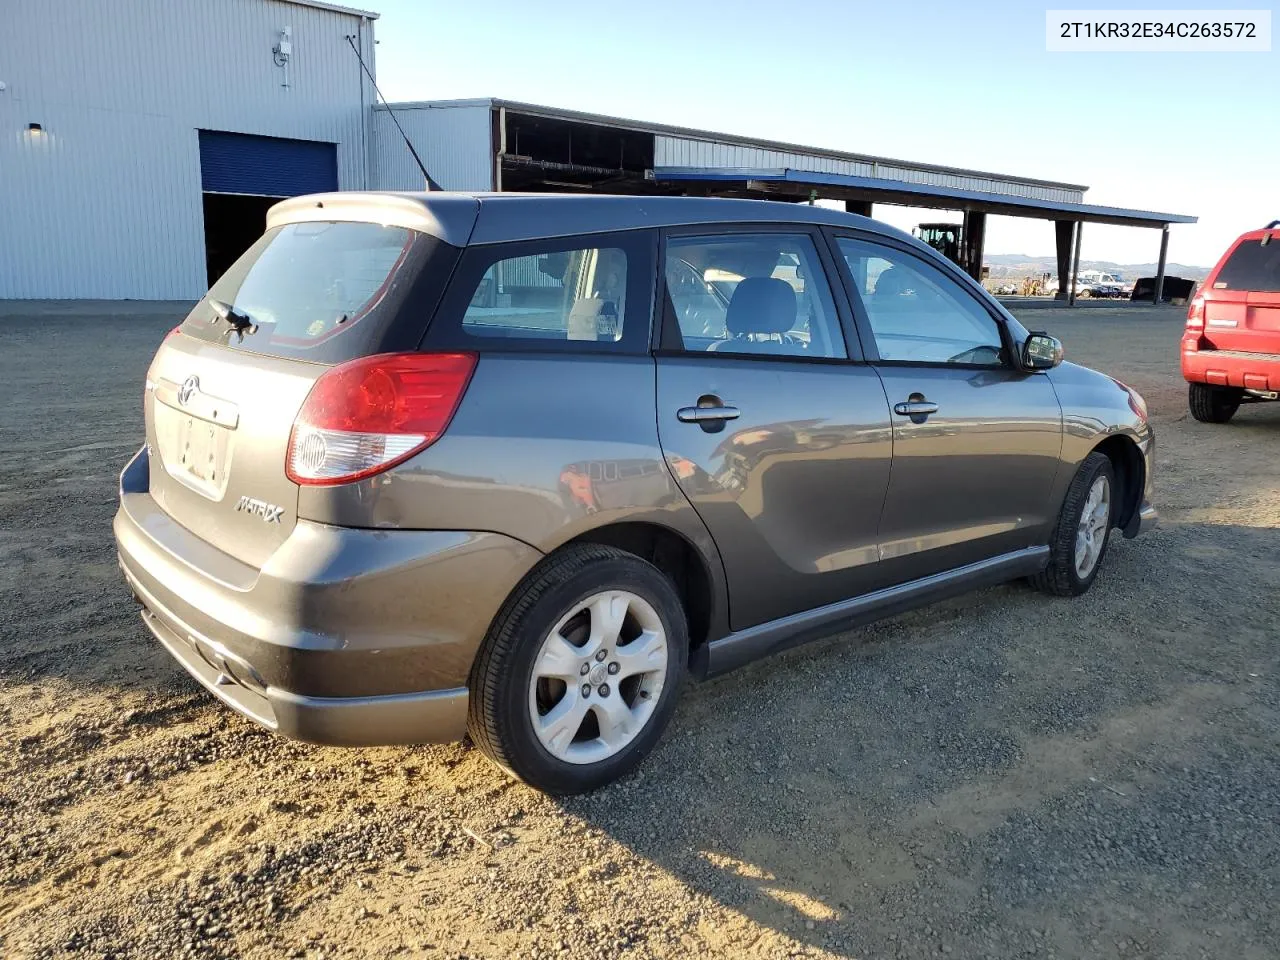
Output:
[{"xmin": 297, "ymin": 353, "xmax": 730, "ymax": 633}]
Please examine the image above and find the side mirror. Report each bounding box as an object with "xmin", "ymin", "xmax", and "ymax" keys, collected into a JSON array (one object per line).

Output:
[{"xmin": 1022, "ymin": 332, "xmax": 1063, "ymax": 370}]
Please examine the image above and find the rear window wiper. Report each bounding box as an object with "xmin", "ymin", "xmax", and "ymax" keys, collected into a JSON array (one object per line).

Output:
[{"xmin": 208, "ymin": 298, "xmax": 260, "ymax": 340}]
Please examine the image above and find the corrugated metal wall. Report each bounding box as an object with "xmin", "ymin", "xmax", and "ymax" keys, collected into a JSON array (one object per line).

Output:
[
  {"xmin": 653, "ymin": 136, "xmax": 1085, "ymax": 204},
  {"xmin": 0, "ymin": 0, "xmax": 375, "ymax": 299},
  {"xmin": 371, "ymin": 104, "xmax": 493, "ymax": 192}
]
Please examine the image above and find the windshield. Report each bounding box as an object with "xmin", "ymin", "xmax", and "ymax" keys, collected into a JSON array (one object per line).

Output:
[{"xmin": 181, "ymin": 221, "xmax": 456, "ymax": 362}]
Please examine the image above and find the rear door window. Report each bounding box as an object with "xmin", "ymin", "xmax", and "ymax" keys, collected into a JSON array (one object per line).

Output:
[
  {"xmin": 181, "ymin": 221, "xmax": 458, "ymax": 363},
  {"xmin": 663, "ymin": 233, "xmax": 847, "ymax": 359},
  {"xmin": 1214, "ymin": 239, "xmax": 1280, "ymax": 292},
  {"xmin": 426, "ymin": 232, "xmax": 655, "ymax": 353}
]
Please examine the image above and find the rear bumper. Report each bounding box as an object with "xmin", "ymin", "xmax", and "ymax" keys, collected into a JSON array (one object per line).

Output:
[
  {"xmin": 114, "ymin": 446, "xmax": 542, "ymax": 746},
  {"xmin": 126, "ymin": 566, "xmax": 470, "ymax": 745},
  {"xmin": 1182, "ymin": 346, "xmax": 1280, "ymax": 391}
]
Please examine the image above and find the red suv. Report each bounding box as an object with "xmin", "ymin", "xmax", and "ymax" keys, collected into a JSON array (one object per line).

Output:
[{"xmin": 1183, "ymin": 220, "xmax": 1280, "ymax": 423}]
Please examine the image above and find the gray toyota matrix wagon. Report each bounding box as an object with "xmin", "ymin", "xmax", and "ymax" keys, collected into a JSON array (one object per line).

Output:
[{"xmin": 115, "ymin": 193, "xmax": 1156, "ymax": 794}]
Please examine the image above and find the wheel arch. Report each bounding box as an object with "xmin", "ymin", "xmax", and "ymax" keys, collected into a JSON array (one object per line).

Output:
[
  {"xmin": 561, "ymin": 521, "xmax": 724, "ymax": 665},
  {"xmin": 1091, "ymin": 434, "xmax": 1144, "ymax": 535}
]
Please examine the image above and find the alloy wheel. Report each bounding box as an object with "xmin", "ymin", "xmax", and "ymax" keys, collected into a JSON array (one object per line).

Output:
[
  {"xmin": 527, "ymin": 590, "xmax": 668, "ymax": 765},
  {"xmin": 1073, "ymin": 474, "xmax": 1111, "ymax": 578}
]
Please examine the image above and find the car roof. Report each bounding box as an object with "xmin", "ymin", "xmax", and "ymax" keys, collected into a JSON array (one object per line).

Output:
[{"xmin": 267, "ymin": 191, "xmax": 914, "ymax": 248}]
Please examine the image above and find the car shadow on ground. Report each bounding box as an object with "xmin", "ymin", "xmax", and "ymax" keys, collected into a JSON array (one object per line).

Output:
[{"xmin": 556, "ymin": 519, "xmax": 1280, "ymax": 958}]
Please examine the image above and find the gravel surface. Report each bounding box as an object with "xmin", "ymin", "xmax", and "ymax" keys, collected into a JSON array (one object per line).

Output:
[{"xmin": 2, "ymin": 302, "xmax": 1278, "ymax": 959}]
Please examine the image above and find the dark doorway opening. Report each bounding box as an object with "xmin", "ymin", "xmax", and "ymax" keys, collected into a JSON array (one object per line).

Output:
[
  {"xmin": 500, "ymin": 112, "xmax": 657, "ymax": 193},
  {"xmin": 202, "ymin": 193, "xmax": 281, "ymax": 286}
]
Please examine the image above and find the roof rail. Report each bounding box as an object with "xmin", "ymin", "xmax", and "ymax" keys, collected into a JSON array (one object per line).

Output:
[{"xmin": 1267, "ymin": 220, "xmax": 1280, "ymax": 229}]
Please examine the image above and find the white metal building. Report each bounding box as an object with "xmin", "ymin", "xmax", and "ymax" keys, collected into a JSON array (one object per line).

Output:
[
  {"xmin": 2, "ymin": 2, "xmax": 1193, "ymax": 301},
  {"xmin": 1, "ymin": 0, "xmax": 377, "ymax": 300}
]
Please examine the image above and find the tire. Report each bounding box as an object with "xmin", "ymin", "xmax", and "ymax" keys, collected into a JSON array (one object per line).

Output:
[
  {"xmin": 1030, "ymin": 452, "xmax": 1117, "ymax": 597},
  {"xmin": 1188, "ymin": 382, "xmax": 1242, "ymax": 424},
  {"xmin": 467, "ymin": 543, "xmax": 688, "ymax": 795}
]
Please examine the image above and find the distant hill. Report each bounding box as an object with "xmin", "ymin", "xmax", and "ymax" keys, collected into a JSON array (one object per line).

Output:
[{"xmin": 984, "ymin": 254, "xmax": 1210, "ymax": 281}]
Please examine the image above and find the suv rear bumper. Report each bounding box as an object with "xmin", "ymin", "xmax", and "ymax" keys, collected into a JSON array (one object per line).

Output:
[
  {"xmin": 1182, "ymin": 347, "xmax": 1280, "ymax": 391},
  {"xmin": 114, "ymin": 446, "xmax": 542, "ymax": 746}
]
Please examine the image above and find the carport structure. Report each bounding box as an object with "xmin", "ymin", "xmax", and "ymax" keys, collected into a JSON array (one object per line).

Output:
[
  {"xmin": 650, "ymin": 166, "xmax": 1198, "ymax": 304},
  {"xmin": 379, "ymin": 99, "xmax": 1196, "ymax": 302}
]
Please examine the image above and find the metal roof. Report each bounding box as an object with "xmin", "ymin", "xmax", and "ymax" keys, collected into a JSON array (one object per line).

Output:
[
  {"xmin": 269, "ymin": 191, "xmax": 916, "ymax": 247},
  {"xmin": 383, "ymin": 98, "xmax": 1088, "ymax": 194},
  {"xmin": 653, "ymin": 167, "xmax": 1198, "ymax": 228},
  {"xmin": 281, "ymin": 0, "xmax": 379, "ymax": 19}
]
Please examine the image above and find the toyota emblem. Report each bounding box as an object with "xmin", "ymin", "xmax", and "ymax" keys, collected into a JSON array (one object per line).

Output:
[{"xmin": 177, "ymin": 375, "xmax": 199, "ymax": 406}]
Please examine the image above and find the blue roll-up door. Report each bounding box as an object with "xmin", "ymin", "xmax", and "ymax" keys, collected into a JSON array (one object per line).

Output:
[{"xmin": 198, "ymin": 130, "xmax": 338, "ymax": 197}]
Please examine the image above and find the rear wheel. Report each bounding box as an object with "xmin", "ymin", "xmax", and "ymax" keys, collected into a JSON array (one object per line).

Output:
[
  {"xmin": 1188, "ymin": 382, "xmax": 1242, "ymax": 423},
  {"xmin": 1031, "ymin": 452, "xmax": 1116, "ymax": 597},
  {"xmin": 467, "ymin": 544, "xmax": 687, "ymax": 795}
]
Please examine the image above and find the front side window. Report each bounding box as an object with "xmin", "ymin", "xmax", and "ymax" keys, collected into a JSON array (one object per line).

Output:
[
  {"xmin": 462, "ymin": 246, "xmax": 629, "ymax": 342},
  {"xmin": 664, "ymin": 233, "xmax": 846, "ymax": 359},
  {"xmin": 837, "ymin": 238, "xmax": 1006, "ymax": 366}
]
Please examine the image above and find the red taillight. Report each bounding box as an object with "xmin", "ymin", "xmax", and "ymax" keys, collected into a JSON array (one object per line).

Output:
[
  {"xmin": 1186, "ymin": 295, "xmax": 1205, "ymax": 331},
  {"xmin": 286, "ymin": 352, "xmax": 477, "ymax": 486}
]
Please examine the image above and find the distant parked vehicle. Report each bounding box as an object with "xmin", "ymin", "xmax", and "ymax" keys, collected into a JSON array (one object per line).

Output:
[
  {"xmin": 1078, "ymin": 282, "xmax": 1126, "ymax": 299},
  {"xmin": 1131, "ymin": 276, "xmax": 1195, "ymax": 302},
  {"xmin": 1182, "ymin": 220, "xmax": 1280, "ymax": 423}
]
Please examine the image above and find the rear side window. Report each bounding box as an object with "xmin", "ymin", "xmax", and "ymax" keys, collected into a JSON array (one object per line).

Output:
[
  {"xmin": 426, "ymin": 231, "xmax": 655, "ymax": 353},
  {"xmin": 181, "ymin": 221, "xmax": 458, "ymax": 363},
  {"xmin": 463, "ymin": 247, "xmax": 628, "ymax": 342},
  {"xmin": 1214, "ymin": 239, "xmax": 1280, "ymax": 292}
]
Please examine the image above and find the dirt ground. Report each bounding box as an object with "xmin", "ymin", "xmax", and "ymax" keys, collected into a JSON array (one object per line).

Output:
[{"xmin": 2, "ymin": 302, "xmax": 1277, "ymax": 960}]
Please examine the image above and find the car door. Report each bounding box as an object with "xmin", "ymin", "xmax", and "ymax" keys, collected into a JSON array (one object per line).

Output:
[
  {"xmin": 654, "ymin": 227, "xmax": 894, "ymax": 631},
  {"xmin": 831, "ymin": 233, "xmax": 1063, "ymax": 585}
]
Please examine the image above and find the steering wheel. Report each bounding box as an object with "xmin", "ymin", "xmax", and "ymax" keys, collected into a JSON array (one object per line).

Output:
[{"xmin": 946, "ymin": 344, "xmax": 1003, "ymax": 365}]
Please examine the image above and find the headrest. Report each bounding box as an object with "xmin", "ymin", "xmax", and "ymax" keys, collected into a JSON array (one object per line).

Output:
[
  {"xmin": 725, "ymin": 277, "xmax": 797, "ymax": 336},
  {"xmin": 873, "ymin": 268, "xmax": 911, "ymax": 297}
]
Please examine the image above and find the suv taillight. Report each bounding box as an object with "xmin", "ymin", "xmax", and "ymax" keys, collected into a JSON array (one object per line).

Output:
[
  {"xmin": 286, "ymin": 352, "xmax": 477, "ymax": 486},
  {"xmin": 1186, "ymin": 294, "xmax": 1205, "ymax": 331}
]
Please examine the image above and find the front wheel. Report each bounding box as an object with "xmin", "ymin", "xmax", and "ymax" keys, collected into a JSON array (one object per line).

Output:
[
  {"xmin": 1188, "ymin": 382, "xmax": 1242, "ymax": 423},
  {"xmin": 1031, "ymin": 452, "xmax": 1116, "ymax": 597},
  {"xmin": 467, "ymin": 544, "xmax": 688, "ymax": 795}
]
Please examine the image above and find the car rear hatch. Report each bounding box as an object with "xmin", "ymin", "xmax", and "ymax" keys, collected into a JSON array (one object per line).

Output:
[
  {"xmin": 144, "ymin": 214, "xmax": 465, "ymax": 569},
  {"xmin": 1201, "ymin": 231, "xmax": 1280, "ymax": 355}
]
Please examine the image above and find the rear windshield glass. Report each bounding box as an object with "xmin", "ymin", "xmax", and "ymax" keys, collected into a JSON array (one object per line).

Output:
[
  {"xmin": 1214, "ymin": 239, "xmax": 1280, "ymax": 293},
  {"xmin": 181, "ymin": 221, "xmax": 457, "ymax": 362}
]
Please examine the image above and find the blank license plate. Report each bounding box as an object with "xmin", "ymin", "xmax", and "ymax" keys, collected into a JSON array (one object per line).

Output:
[{"xmin": 178, "ymin": 417, "xmax": 224, "ymax": 485}]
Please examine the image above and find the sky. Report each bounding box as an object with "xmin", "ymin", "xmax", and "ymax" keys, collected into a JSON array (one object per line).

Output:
[{"xmin": 369, "ymin": 0, "xmax": 1278, "ymax": 267}]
